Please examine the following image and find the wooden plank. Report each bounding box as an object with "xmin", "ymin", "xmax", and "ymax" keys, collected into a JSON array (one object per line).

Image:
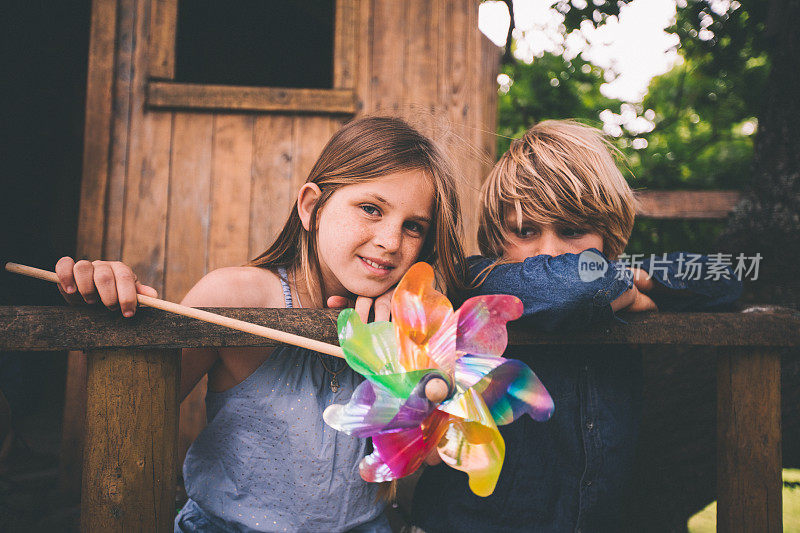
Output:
[
  {"xmin": 64, "ymin": 0, "xmax": 122, "ymax": 499},
  {"xmin": 440, "ymin": 0, "xmax": 477, "ymax": 252},
  {"xmin": 370, "ymin": 0, "xmax": 406, "ymax": 112},
  {"xmin": 717, "ymin": 347, "xmax": 783, "ymax": 532},
  {"xmin": 334, "ymin": 0, "xmax": 358, "ymax": 89},
  {"xmin": 58, "ymin": 351, "xmax": 87, "ymax": 497},
  {"xmin": 103, "ymin": 0, "xmax": 137, "ymax": 260},
  {"xmin": 479, "ymin": 31, "xmax": 501, "ymax": 168},
  {"xmin": 77, "ymin": 0, "xmax": 117, "ymax": 260},
  {"xmin": 403, "ymin": 0, "xmax": 438, "ymax": 111},
  {"xmin": 120, "ymin": 109, "xmax": 173, "ymax": 294},
  {"xmin": 249, "ymin": 115, "xmax": 296, "ymax": 258},
  {"xmin": 354, "ymin": 0, "xmax": 374, "ymax": 113},
  {"xmin": 208, "ymin": 115, "xmax": 254, "ymax": 270},
  {"xmin": 635, "ymin": 190, "xmax": 742, "ymax": 219},
  {"xmin": 147, "ymin": 81, "xmax": 358, "ymax": 115},
  {"xmin": 81, "ymin": 348, "xmax": 179, "ymax": 532},
  {"xmin": 465, "ymin": 0, "xmax": 483, "ymax": 254},
  {"xmin": 120, "ymin": 0, "xmax": 174, "ymax": 295},
  {"xmin": 292, "ymin": 116, "xmax": 337, "ymax": 192},
  {"xmin": 148, "ymin": 0, "xmax": 177, "ymax": 78},
  {"xmin": 164, "ymin": 113, "xmax": 213, "ymax": 301},
  {"xmin": 3, "ymin": 306, "xmax": 799, "ymax": 351}
]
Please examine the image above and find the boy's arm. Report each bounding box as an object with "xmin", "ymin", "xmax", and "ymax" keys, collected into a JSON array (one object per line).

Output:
[
  {"xmin": 635, "ymin": 252, "xmax": 743, "ymax": 311},
  {"xmin": 469, "ymin": 249, "xmax": 633, "ymax": 332}
]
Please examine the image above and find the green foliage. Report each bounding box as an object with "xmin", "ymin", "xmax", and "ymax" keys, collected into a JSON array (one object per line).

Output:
[
  {"xmin": 624, "ymin": 49, "xmax": 768, "ymax": 191},
  {"xmin": 495, "ymin": 0, "xmax": 769, "ymax": 253},
  {"xmin": 497, "ymin": 53, "xmax": 618, "ymax": 155}
]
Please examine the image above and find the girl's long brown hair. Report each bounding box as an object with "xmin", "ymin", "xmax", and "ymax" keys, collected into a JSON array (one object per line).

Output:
[{"xmin": 250, "ymin": 116, "xmax": 468, "ymax": 307}]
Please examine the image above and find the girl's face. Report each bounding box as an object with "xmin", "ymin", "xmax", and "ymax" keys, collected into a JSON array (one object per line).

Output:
[
  {"xmin": 302, "ymin": 171, "xmax": 435, "ymax": 300},
  {"xmin": 501, "ymin": 208, "xmax": 604, "ymax": 261}
]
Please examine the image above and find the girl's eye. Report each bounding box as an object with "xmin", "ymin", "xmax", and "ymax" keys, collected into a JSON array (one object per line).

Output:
[
  {"xmin": 360, "ymin": 204, "xmax": 380, "ymax": 216},
  {"xmin": 560, "ymin": 227, "xmax": 588, "ymax": 238},
  {"xmin": 404, "ymin": 221, "xmax": 426, "ymax": 235}
]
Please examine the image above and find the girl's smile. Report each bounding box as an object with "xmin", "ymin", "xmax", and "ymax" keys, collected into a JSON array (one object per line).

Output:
[{"xmin": 298, "ymin": 170, "xmax": 435, "ymax": 301}]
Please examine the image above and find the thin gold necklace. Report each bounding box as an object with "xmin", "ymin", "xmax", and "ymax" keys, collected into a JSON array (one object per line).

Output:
[
  {"xmin": 291, "ymin": 270, "xmax": 347, "ymax": 392},
  {"xmin": 316, "ymin": 354, "xmax": 347, "ymax": 393}
]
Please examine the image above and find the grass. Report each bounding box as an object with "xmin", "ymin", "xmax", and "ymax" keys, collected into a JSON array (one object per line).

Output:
[{"xmin": 687, "ymin": 469, "xmax": 800, "ymax": 532}]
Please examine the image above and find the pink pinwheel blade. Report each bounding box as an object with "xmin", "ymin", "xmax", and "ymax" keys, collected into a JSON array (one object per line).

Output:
[
  {"xmin": 454, "ymin": 295, "xmax": 523, "ymax": 358},
  {"xmin": 424, "ymin": 294, "xmax": 522, "ymax": 377},
  {"xmin": 359, "ymin": 409, "xmax": 450, "ymax": 482}
]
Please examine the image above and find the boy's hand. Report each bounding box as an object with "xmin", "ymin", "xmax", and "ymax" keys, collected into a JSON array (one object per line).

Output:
[
  {"xmin": 55, "ymin": 256, "xmax": 157, "ymax": 317},
  {"xmin": 611, "ymin": 268, "xmax": 658, "ymax": 312},
  {"xmin": 424, "ymin": 448, "xmax": 442, "ymax": 466}
]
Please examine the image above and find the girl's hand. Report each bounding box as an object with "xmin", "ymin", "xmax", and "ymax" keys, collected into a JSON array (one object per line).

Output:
[
  {"xmin": 326, "ymin": 288, "xmax": 449, "ymax": 403},
  {"xmin": 55, "ymin": 256, "xmax": 158, "ymax": 317},
  {"xmin": 326, "ymin": 288, "xmax": 395, "ymax": 323},
  {"xmin": 611, "ymin": 268, "xmax": 658, "ymax": 312}
]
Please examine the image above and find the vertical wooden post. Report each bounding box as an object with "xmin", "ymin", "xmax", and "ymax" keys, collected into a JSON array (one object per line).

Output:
[
  {"xmin": 81, "ymin": 348, "xmax": 180, "ymax": 532},
  {"xmin": 717, "ymin": 347, "xmax": 782, "ymax": 532}
]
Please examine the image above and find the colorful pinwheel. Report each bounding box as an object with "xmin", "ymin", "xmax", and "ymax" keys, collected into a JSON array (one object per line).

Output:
[{"xmin": 323, "ymin": 262, "xmax": 554, "ymax": 496}]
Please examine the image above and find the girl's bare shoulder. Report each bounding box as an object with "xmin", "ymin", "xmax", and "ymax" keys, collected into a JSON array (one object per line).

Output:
[{"xmin": 180, "ymin": 266, "xmax": 287, "ymax": 308}]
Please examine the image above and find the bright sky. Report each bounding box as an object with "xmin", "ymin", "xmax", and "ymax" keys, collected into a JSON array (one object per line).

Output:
[{"xmin": 478, "ymin": 0, "xmax": 682, "ymax": 104}]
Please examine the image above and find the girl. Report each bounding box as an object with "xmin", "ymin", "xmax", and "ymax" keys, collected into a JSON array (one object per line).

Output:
[{"xmin": 55, "ymin": 116, "xmax": 467, "ymax": 533}]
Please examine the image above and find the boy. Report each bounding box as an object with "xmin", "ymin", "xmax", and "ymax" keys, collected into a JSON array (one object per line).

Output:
[{"xmin": 411, "ymin": 121, "xmax": 741, "ymax": 532}]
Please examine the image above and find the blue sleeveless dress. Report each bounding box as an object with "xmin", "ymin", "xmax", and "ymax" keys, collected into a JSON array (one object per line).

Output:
[{"xmin": 175, "ymin": 269, "xmax": 388, "ymax": 532}]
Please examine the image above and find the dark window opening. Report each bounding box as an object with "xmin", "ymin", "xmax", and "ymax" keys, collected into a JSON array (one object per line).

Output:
[{"xmin": 175, "ymin": 0, "xmax": 335, "ymax": 89}]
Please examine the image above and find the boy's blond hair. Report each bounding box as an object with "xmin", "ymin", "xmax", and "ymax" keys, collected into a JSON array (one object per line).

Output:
[{"xmin": 477, "ymin": 120, "xmax": 636, "ymax": 260}]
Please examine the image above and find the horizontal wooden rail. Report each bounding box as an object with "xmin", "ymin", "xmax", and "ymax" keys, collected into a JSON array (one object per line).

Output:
[
  {"xmin": 635, "ymin": 190, "xmax": 742, "ymax": 219},
  {"xmin": 1, "ymin": 305, "xmax": 798, "ymax": 351},
  {"xmin": 2, "ymin": 304, "xmax": 795, "ymax": 531},
  {"xmin": 146, "ymin": 81, "xmax": 357, "ymax": 114}
]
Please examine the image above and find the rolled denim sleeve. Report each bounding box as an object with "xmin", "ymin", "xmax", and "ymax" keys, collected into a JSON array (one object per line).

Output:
[
  {"xmin": 469, "ymin": 249, "xmax": 633, "ymax": 332},
  {"xmin": 637, "ymin": 252, "xmax": 743, "ymax": 311}
]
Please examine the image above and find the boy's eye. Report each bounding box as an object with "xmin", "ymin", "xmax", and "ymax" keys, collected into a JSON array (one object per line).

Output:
[
  {"xmin": 360, "ymin": 204, "xmax": 380, "ymax": 216},
  {"xmin": 516, "ymin": 226, "xmax": 538, "ymax": 238},
  {"xmin": 559, "ymin": 227, "xmax": 588, "ymax": 238}
]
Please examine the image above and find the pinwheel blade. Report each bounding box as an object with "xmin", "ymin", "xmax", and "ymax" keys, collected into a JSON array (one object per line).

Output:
[
  {"xmin": 359, "ymin": 409, "xmax": 450, "ymax": 482},
  {"xmin": 455, "ymin": 295, "xmax": 523, "ymax": 358},
  {"xmin": 392, "ymin": 262, "xmax": 453, "ymax": 371},
  {"xmin": 470, "ymin": 359, "xmax": 555, "ymax": 424},
  {"xmin": 338, "ymin": 309, "xmax": 401, "ymax": 376},
  {"xmin": 436, "ymin": 389, "xmax": 505, "ymax": 497},
  {"xmin": 323, "ymin": 375, "xmax": 439, "ymax": 437}
]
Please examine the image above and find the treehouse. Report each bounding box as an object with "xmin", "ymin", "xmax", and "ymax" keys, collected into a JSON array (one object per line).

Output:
[
  {"xmin": 62, "ymin": 0, "xmax": 500, "ymax": 510},
  {"xmin": 2, "ymin": 1, "xmax": 798, "ymax": 532}
]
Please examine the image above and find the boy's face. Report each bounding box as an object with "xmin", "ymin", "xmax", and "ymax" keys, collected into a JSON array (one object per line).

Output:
[{"xmin": 502, "ymin": 208, "xmax": 604, "ymax": 261}]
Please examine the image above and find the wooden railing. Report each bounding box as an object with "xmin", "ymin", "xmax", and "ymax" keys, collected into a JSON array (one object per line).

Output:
[
  {"xmin": 2, "ymin": 305, "xmax": 798, "ymax": 532},
  {"xmin": 635, "ymin": 190, "xmax": 742, "ymax": 219}
]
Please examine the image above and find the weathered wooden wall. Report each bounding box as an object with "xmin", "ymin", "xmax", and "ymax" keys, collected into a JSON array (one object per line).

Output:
[{"xmin": 64, "ymin": 0, "xmax": 500, "ymax": 490}]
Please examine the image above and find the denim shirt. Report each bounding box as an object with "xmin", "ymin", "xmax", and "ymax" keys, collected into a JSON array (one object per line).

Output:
[{"xmin": 412, "ymin": 250, "xmax": 741, "ymax": 533}]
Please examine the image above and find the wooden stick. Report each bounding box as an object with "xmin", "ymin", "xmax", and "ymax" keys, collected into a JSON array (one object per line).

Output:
[{"xmin": 5, "ymin": 262, "xmax": 345, "ymax": 358}]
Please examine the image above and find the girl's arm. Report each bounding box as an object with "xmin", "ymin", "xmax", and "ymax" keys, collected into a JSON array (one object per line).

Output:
[
  {"xmin": 55, "ymin": 257, "xmax": 285, "ymax": 401},
  {"xmin": 176, "ymin": 266, "xmax": 286, "ymax": 401}
]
